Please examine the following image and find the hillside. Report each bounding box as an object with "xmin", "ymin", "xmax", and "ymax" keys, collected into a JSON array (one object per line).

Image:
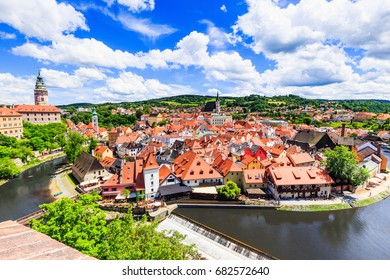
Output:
[{"xmin": 59, "ymin": 94, "xmax": 390, "ymax": 114}]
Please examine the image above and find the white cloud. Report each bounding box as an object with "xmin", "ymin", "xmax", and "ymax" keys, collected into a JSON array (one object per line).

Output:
[
  {"xmin": 0, "ymin": 73, "xmax": 34, "ymax": 104},
  {"xmin": 0, "ymin": 0, "xmax": 88, "ymax": 41},
  {"xmin": 40, "ymin": 68, "xmax": 84, "ymax": 88},
  {"xmin": 12, "ymin": 35, "xmax": 146, "ymax": 69},
  {"xmin": 234, "ymin": 0, "xmax": 390, "ymax": 59},
  {"xmin": 117, "ymin": 0, "xmax": 155, "ymax": 13},
  {"xmin": 0, "ymin": 31, "xmax": 16, "ymax": 40},
  {"xmin": 220, "ymin": 5, "xmax": 227, "ymax": 13},
  {"xmin": 95, "ymin": 71, "xmax": 197, "ymax": 101},
  {"xmin": 117, "ymin": 12, "xmax": 176, "ymax": 39},
  {"xmin": 261, "ymin": 43, "xmax": 355, "ymax": 87},
  {"xmin": 74, "ymin": 68, "xmax": 107, "ymax": 81},
  {"xmin": 200, "ymin": 20, "xmax": 229, "ymax": 49}
]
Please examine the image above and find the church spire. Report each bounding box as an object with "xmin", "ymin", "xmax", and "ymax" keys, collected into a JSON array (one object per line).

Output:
[{"xmin": 215, "ymin": 90, "xmax": 220, "ymax": 114}]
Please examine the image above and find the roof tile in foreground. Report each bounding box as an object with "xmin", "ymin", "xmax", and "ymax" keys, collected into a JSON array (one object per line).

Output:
[{"xmin": 0, "ymin": 220, "xmax": 96, "ymax": 260}]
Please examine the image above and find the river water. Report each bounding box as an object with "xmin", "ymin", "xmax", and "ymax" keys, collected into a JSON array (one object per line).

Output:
[
  {"xmin": 174, "ymin": 151, "xmax": 390, "ymax": 260},
  {"xmin": 0, "ymin": 156, "xmax": 68, "ymax": 222}
]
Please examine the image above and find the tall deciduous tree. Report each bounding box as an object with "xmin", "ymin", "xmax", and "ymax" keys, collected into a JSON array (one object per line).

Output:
[
  {"xmin": 323, "ymin": 146, "xmax": 359, "ymax": 193},
  {"xmin": 64, "ymin": 132, "xmax": 85, "ymax": 163}
]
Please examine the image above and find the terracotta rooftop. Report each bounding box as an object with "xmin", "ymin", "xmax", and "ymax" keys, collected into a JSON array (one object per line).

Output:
[
  {"xmin": 0, "ymin": 106, "xmax": 22, "ymax": 116},
  {"xmin": 0, "ymin": 220, "xmax": 95, "ymax": 260},
  {"xmin": 14, "ymin": 104, "xmax": 61, "ymax": 113},
  {"xmin": 243, "ymin": 169, "xmax": 266, "ymax": 184},
  {"xmin": 287, "ymin": 152, "xmax": 315, "ymax": 166},
  {"xmin": 144, "ymin": 153, "xmax": 159, "ymax": 170},
  {"xmin": 267, "ymin": 166, "xmax": 334, "ymax": 186}
]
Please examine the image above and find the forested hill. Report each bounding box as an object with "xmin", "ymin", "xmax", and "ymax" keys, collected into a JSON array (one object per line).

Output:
[{"xmin": 59, "ymin": 94, "xmax": 390, "ymax": 114}]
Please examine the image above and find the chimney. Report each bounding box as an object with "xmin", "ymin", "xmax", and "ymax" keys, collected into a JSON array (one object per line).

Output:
[
  {"xmin": 341, "ymin": 123, "xmax": 346, "ymax": 137},
  {"xmin": 119, "ymin": 159, "xmax": 124, "ymax": 184}
]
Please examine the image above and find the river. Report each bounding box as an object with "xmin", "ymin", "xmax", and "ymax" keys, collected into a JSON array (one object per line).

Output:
[
  {"xmin": 173, "ymin": 151, "xmax": 390, "ymax": 260},
  {"xmin": 0, "ymin": 156, "xmax": 68, "ymax": 222}
]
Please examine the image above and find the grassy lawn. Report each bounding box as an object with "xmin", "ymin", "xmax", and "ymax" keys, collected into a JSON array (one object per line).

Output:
[
  {"xmin": 351, "ymin": 190, "xmax": 390, "ymax": 208},
  {"xmin": 278, "ymin": 203, "xmax": 351, "ymax": 211},
  {"xmin": 66, "ymin": 173, "xmax": 78, "ymax": 187}
]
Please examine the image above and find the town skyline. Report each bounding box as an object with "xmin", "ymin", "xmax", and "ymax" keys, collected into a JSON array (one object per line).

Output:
[{"xmin": 1, "ymin": 0, "xmax": 389, "ymax": 105}]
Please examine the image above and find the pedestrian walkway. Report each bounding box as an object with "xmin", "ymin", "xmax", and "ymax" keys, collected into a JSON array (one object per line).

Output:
[{"xmin": 55, "ymin": 172, "xmax": 78, "ymax": 198}]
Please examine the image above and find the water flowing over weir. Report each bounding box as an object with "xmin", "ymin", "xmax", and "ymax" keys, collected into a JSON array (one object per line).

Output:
[{"xmin": 158, "ymin": 212, "xmax": 276, "ymax": 260}]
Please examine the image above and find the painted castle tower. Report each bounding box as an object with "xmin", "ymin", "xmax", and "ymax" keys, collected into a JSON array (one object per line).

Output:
[{"xmin": 34, "ymin": 72, "xmax": 49, "ymax": 105}]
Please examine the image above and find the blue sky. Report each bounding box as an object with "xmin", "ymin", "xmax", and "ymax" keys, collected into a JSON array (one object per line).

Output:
[{"xmin": 0, "ymin": 0, "xmax": 389, "ymax": 105}]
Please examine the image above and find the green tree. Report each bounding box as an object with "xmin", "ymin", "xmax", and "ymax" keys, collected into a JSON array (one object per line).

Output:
[
  {"xmin": 64, "ymin": 132, "xmax": 85, "ymax": 163},
  {"xmin": 88, "ymin": 137, "xmax": 98, "ymax": 154},
  {"xmin": 0, "ymin": 157, "xmax": 21, "ymax": 179},
  {"xmin": 31, "ymin": 193, "xmax": 106, "ymax": 258},
  {"xmin": 323, "ymin": 146, "xmax": 359, "ymax": 193},
  {"xmin": 217, "ymin": 181, "xmax": 241, "ymax": 200},
  {"xmin": 31, "ymin": 193, "xmax": 200, "ymax": 260},
  {"xmin": 350, "ymin": 167, "xmax": 370, "ymax": 188}
]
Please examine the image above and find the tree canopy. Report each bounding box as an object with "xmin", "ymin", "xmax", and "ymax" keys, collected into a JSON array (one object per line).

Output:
[
  {"xmin": 323, "ymin": 146, "xmax": 369, "ymax": 192},
  {"xmin": 64, "ymin": 132, "xmax": 85, "ymax": 163},
  {"xmin": 217, "ymin": 181, "xmax": 241, "ymax": 200},
  {"xmin": 31, "ymin": 193, "xmax": 200, "ymax": 260}
]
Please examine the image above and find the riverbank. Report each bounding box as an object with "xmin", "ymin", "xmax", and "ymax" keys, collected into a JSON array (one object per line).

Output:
[
  {"xmin": 0, "ymin": 152, "xmax": 66, "ymax": 188},
  {"xmin": 278, "ymin": 172, "xmax": 390, "ymax": 211}
]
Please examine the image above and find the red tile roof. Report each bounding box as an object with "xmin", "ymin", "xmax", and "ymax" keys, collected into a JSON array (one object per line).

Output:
[
  {"xmin": 144, "ymin": 153, "xmax": 159, "ymax": 170},
  {"xmin": 287, "ymin": 152, "xmax": 315, "ymax": 166},
  {"xmin": 173, "ymin": 151, "xmax": 222, "ymax": 181},
  {"xmin": 267, "ymin": 166, "xmax": 334, "ymax": 186},
  {"xmin": 14, "ymin": 104, "xmax": 61, "ymax": 113},
  {"xmin": 243, "ymin": 169, "xmax": 266, "ymax": 184},
  {"xmin": 0, "ymin": 107, "xmax": 22, "ymax": 116}
]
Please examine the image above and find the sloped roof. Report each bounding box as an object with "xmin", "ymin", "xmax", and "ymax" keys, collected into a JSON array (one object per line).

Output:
[
  {"xmin": 215, "ymin": 158, "xmax": 242, "ymax": 176},
  {"xmin": 173, "ymin": 151, "xmax": 222, "ymax": 181},
  {"xmin": 73, "ymin": 151, "xmax": 105, "ymax": 179},
  {"xmin": 144, "ymin": 153, "xmax": 159, "ymax": 170},
  {"xmin": 0, "ymin": 107, "xmax": 22, "ymax": 116},
  {"xmin": 267, "ymin": 166, "xmax": 334, "ymax": 186},
  {"xmin": 243, "ymin": 169, "xmax": 266, "ymax": 184},
  {"xmin": 14, "ymin": 104, "xmax": 60, "ymax": 113},
  {"xmin": 293, "ymin": 130, "xmax": 329, "ymax": 146},
  {"xmin": 287, "ymin": 152, "xmax": 315, "ymax": 166}
]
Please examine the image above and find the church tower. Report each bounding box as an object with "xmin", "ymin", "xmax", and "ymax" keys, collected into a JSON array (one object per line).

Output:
[
  {"xmin": 92, "ymin": 108, "xmax": 98, "ymax": 133},
  {"xmin": 215, "ymin": 91, "xmax": 220, "ymax": 114},
  {"xmin": 34, "ymin": 71, "xmax": 49, "ymax": 105}
]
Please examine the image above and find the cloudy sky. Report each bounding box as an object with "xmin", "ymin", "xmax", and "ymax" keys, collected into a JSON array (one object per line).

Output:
[{"xmin": 0, "ymin": 0, "xmax": 389, "ymax": 105}]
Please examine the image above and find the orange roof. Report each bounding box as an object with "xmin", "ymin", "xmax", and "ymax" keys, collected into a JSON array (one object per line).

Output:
[
  {"xmin": 101, "ymin": 161, "xmax": 135, "ymax": 186},
  {"xmin": 243, "ymin": 169, "xmax": 266, "ymax": 184},
  {"xmin": 14, "ymin": 104, "xmax": 61, "ymax": 113},
  {"xmin": 215, "ymin": 158, "xmax": 242, "ymax": 176},
  {"xmin": 101, "ymin": 156, "xmax": 116, "ymax": 168},
  {"xmin": 287, "ymin": 152, "xmax": 315, "ymax": 166},
  {"xmin": 159, "ymin": 165, "xmax": 174, "ymax": 184},
  {"xmin": 241, "ymin": 155, "xmax": 256, "ymax": 165},
  {"xmin": 0, "ymin": 106, "xmax": 22, "ymax": 116},
  {"xmin": 95, "ymin": 146, "xmax": 109, "ymax": 154},
  {"xmin": 267, "ymin": 166, "xmax": 334, "ymax": 186},
  {"xmin": 173, "ymin": 151, "xmax": 222, "ymax": 181},
  {"xmin": 144, "ymin": 153, "xmax": 159, "ymax": 170}
]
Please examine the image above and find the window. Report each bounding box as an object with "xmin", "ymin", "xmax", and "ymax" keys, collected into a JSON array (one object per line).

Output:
[
  {"xmin": 112, "ymin": 188, "xmax": 117, "ymax": 191},
  {"xmin": 151, "ymin": 188, "xmax": 154, "ymax": 192},
  {"xmin": 167, "ymin": 178, "xmax": 175, "ymax": 183},
  {"xmin": 103, "ymin": 188, "xmax": 108, "ymax": 192}
]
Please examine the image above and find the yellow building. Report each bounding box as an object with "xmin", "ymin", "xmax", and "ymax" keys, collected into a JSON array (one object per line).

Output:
[
  {"xmin": 242, "ymin": 169, "xmax": 267, "ymax": 198},
  {"xmin": 147, "ymin": 113, "xmax": 164, "ymax": 126},
  {"xmin": 214, "ymin": 158, "xmax": 244, "ymax": 188},
  {"xmin": 241, "ymin": 155, "xmax": 262, "ymax": 170},
  {"xmin": 0, "ymin": 106, "xmax": 23, "ymax": 139},
  {"xmin": 94, "ymin": 146, "xmax": 113, "ymax": 162}
]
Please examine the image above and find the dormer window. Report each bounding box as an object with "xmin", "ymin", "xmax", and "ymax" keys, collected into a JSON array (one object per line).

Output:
[
  {"xmin": 190, "ymin": 170, "xmax": 194, "ymax": 175},
  {"xmin": 200, "ymin": 170, "xmax": 203, "ymax": 175},
  {"xmin": 197, "ymin": 161, "xmax": 201, "ymax": 166}
]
